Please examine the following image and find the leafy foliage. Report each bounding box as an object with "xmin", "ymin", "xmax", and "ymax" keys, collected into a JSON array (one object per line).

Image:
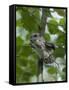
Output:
[
  {"xmin": 16, "ymin": 6, "xmax": 66, "ymax": 83},
  {"xmin": 48, "ymin": 66, "xmax": 57, "ymax": 74}
]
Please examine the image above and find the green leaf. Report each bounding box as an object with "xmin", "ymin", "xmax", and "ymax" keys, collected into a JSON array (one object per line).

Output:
[
  {"xmin": 56, "ymin": 32, "xmax": 66, "ymax": 46},
  {"xmin": 29, "ymin": 60, "xmax": 37, "ymax": 75},
  {"xmin": 16, "ymin": 64, "xmax": 32, "ymax": 83},
  {"xmin": 54, "ymin": 9, "xmax": 65, "ymax": 16},
  {"xmin": 44, "ymin": 33, "xmax": 50, "ymax": 41},
  {"xmin": 16, "ymin": 7, "xmax": 40, "ymax": 32},
  {"xmin": 60, "ymin": 18, "xmax": 65, "ymax": 26},
  {"xmin": 54, "ymin": 47, "xmax": 65, "ymax": 58},
  {"xmin": 21, "ymin": 46, "xmax": 32, "ymax": 57},
  {"xmin": 16, "ymin": 36, "xmax": 23, "ymax": 53},
  {"xmin": 16, "ymin": 19, "xmax": 24, "ymax": 27},
  {"xmin": 48, "ymin": 19, "xmax": 59, "ymax": 34},
  {"xmin": 16, "ymin": 65, "xmax": 24, "ymax": 83},
  {"xmin": 16, "ymin": 56, "xmax": 28, "ymax": 67},
  {"xmin": 48, "ymin": 66, "xmax": 57, "ymax": 74},
  {"xmin": 59, "ymin": 18, "xmax": 66, "ymax": 30},
  {"xmin": 48, "ymin": 19, "xmax": 58, "ymax": 26},
  {"xmin": 16, "ymin": 36, "xmax": 23, "ymax": 47}
]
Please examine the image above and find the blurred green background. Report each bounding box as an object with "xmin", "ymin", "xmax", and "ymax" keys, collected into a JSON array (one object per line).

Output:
[{"xmin": 16, "ymin": 6, "xmax": 66, "ymax": 83}]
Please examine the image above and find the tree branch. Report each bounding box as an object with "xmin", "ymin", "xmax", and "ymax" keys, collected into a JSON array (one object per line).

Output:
[{"xmin": 39, "ymin": 8, "xmax": 48, "ymax": 36}]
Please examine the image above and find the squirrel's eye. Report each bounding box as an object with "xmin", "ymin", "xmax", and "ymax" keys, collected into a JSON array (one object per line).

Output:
[{"xmin": 33, "ymin": 34, "xmax": 37, "ymax": 37}]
